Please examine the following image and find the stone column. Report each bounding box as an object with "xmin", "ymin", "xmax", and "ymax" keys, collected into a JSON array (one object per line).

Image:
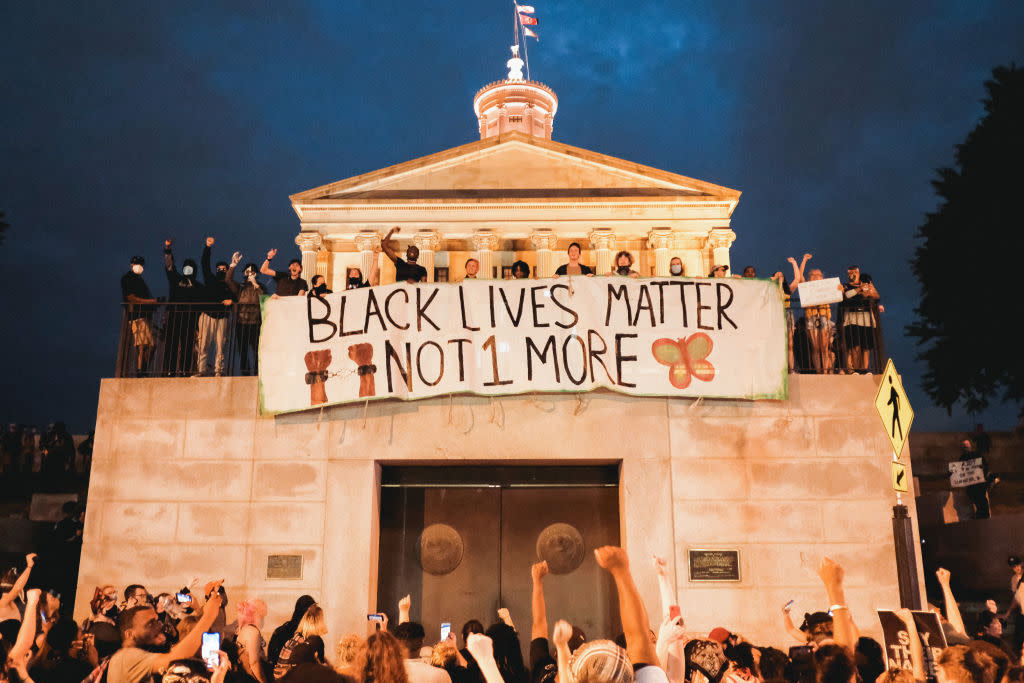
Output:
[
  {"xmin": 530, "ymin": 230, "xmax": 558, "ymax": 278},
  {"xmin": 294, "ymin": 232, "xmax": 324, "ymax": 282},
  {"xmin": 647, "ymin": 228, "xmax": 673, "ymax": 277},
  {"xmin": 708, "ymin": 228, "xmax": 737, "ymax": 272},
  {"xmin": 353, "ymin": 232, "xmax": 381, "ymax": 282},
  {"xmin": 413, "ymin": 231, "xmax": 441, "ymax": 282},
  {"xmin": 471, "ymin": 231, "xmax": 499, "ymax": 279},
  {"xmin": 674, "ymin": 234, "xmax": 706, "ymax": 278},
  {"xmin": 588, "ymin": 229, "xmax": 616, "ymax": 276}
]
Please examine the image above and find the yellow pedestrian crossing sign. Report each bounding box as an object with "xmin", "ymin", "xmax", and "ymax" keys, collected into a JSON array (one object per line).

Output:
[
  {"xmin": 891, "ymin": 461, "xmax": 909, "ymax": 493},
  {"xmin": 874, "ymin": 358, "xmax": 913, "ymax": 459}
]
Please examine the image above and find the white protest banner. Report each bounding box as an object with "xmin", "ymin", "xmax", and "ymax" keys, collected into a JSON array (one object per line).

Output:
[
  {"xmin": 877, "ymin": 610, "xmax": 947, "ymax": 679},
  {"xmin": 948, "ymin": 458, "xmax": 986, "ymax": 488},
  {"xmin": 796, "ymin": 277, "xmax": 843, "ymax": 307},
  {"xmin": 258, "ymin": 277, "xmax": 788, "ymax": 415}
]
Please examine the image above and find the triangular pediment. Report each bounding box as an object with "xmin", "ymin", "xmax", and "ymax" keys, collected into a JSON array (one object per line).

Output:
[{"xmin": 291, "ymin": 132, "xmax": 739, "ymax": 204}]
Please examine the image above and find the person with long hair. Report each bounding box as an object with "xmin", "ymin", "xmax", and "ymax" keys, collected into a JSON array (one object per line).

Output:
[
  {"xmin": 484, "ymin": 623, "xmax": 527, "ymax": 683},
  {"xmin": 274, "ymin": 604, "xmax": 329, "ymax": 679},
  {"xmin": 357, "ymin": 631, "xmax": 410, "ymax": 683},
  {"xmin": 269, "ymin": 595, "xmax": 316, "ymax": 665}
]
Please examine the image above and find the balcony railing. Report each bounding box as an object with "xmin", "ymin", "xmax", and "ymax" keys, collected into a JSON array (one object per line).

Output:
[
  {"xmin": 116, "ymin": 302, "xmax": 260, "ymax": 378},
  {"xmin": 116, "ymin": 299, "xmax": 885, "ymax": 379},
  {"xmin": 789, "ymin": 300, "xmax": 886, "ymax": 374}
]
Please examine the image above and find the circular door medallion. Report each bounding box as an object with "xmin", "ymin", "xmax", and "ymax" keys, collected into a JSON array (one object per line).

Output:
[
  {"xmin": 417, "ymin": 523, "xmax": 464, "ymax": 575},
  {"xmin": 536, "ymin": 523, "xmax": 585, "ymax": 574}
]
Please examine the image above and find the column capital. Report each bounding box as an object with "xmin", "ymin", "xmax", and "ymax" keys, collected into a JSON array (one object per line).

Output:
[
  {"xmin": 295, "ymin": 232, "xmax": 324, "ymax": 252},
  {"xmin": 647, "ymin": 228, "xmax": 673, "ymax": 251},
  {"xmin": 412, "ymin": 231, "xmax": 441, "ymax": 252},
  {"xmin": 471, "ymin": 231, "xmax": 499, "ymax": 252},
  {"xmin": 353, "ymin": 231, "xmax": 381, "ymax": 252},
  {"xmin": 588, "ymin": 229, "xmax": 616, "ymax": 251},
  {"xmin": 708, "ymin": 228, "xmax": 737, "ymax": 250},
  {"xmin": 530, "ymin": 230, "xmax": 558, "ymax": 251}
]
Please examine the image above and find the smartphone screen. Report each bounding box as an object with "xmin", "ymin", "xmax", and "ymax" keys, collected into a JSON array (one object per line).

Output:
[
  {"xmin": 367, "ymin": 614, "xmax": 385, "ymax": 622},
  {"xmin": 176, "ymin": 593, "xmax": 192, "ymax": 603},
  {"xmin": 669, "ymin": 605, "xmax": 681, "ymax": 619},
  {"xmin": 201, "ymin": 632, "xmax": 221, "ymax": 669},
  {"xmin": 441, "ymin": 622, "xmax": 451, "ymax": 641}
]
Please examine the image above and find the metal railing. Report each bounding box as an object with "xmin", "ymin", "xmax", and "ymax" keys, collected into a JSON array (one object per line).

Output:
[
  {"xmin": 116, "ymin": 302, "xmax": 261, "ymax": 378},
  {"xmin": 788, "ymin": 300, "xmax": 886, "ymax": 374}
]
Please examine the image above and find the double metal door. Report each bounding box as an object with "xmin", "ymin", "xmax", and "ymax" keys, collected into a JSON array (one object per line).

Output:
[{"xmin": 377, "ymin": 472, "xmax": 620, "ymax": 653}]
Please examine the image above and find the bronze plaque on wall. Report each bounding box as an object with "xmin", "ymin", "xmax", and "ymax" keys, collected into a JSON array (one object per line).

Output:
[
  {"xmin": 687, "ymin": 549, "xmax": 741, "ymax": 582},
  {"xmin": 266, "ymin": 554, "xmax": 303, "ymax": 580}
]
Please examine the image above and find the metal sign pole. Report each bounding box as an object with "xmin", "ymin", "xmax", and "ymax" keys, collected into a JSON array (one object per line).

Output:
[{"xmin": 891, "ymin": 503, "xmax": 921, "ymax": 609}]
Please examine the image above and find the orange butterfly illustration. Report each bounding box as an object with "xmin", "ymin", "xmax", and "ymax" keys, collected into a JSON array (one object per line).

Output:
[{"xmin": 651, "ymin": 334, "xmax": 715, "ymax": 389}]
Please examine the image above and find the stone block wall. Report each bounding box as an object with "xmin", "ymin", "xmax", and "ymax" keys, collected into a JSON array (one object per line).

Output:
[{"xmin": 77, "ymin": 374, "xmax": 919, "ymax": 648}]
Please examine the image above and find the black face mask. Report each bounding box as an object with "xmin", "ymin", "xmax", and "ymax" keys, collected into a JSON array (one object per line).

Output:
[
  {"xmin": 348, "ymin": 277, "xmax": 361, "ymax": 287},
  {"xmin": 314, "ymin": 284, "xmax": 327, "ymax": 294},
  {"xmin": 617, "ymin": 265, "xmax": 630, "ymax": 276},
  {"xmin": 217, "ymin": 271, "xmax": 227, "ymax": 280}
]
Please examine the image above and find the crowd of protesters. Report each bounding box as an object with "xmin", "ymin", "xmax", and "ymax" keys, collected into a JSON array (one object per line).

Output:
[
  {"xmin": 0, "ymin": 423, "xmax": 92, "ymax": 483},
  {"xmin": 120, "ymin": 230, "xmax": 883, "ymax": 378},
  {"xmin": 2, "ymin": 544, "xmax": 1022, "ymax": 683}
]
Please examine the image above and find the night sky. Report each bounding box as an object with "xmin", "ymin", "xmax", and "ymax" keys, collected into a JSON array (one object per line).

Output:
[{"xmin": 2, "ymin": 2, "xmax": 1022, "ymax": 434}]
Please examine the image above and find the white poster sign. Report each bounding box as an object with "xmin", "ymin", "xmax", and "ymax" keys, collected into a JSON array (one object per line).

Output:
[
  {"xmin": 796, "ymin": 278, "xmax": 843, "ymax": 307},
  {"xmin": 258, "ymin": 277, "xmax": 788, "ymax": 415},
  {"xmin": 948, "ymin": 458, "xmax": 985, "ymax": 488}
]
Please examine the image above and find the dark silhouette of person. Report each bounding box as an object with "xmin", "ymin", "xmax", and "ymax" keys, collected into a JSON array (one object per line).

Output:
[{"xmin": 887, "ymin": 377, "xmax": 902, "ymax": 439}]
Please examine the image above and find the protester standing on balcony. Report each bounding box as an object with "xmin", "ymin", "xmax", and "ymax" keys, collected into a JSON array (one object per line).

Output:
[
  {"xmin": 838, "ymin": 265, "xmax": 879, "ymax": 374},
  {"xmin": 164, "ymin": 239, "xmax": 203, "ymax": 376},
  {"xmin": 121, "ymin": 255, "xmax": 158, "ymax": 376},
  {"xmin": 789, "ymin": 254, "xmax": 840, "ymax": 375},
  {"xmin": 195, "ymin": 237, "xmax": 235, "ymax": 377},
  {"xmin": 261, "ymin": 249, "xmax": 308, "ymax": 296},
  {"xmin": 554, "ymin": 242, "xmax": 594, "ymax": 277},
  {"xmin": 381, "ymin": 227, "xmax": 428, "ymax": 284},
  {"xmin": 612, "ymin": 251, "xmax": 640, "ymax": 277},
  {"xmin": 226, "ymin": 257, "xmax": 265, "ymax": 376},
  {"xmin": 669, "ymin": 257, "xmax": 684, "ymax": 277}
]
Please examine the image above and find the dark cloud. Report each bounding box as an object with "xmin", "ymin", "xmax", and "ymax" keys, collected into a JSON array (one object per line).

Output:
[{"xmin": 1, "ymin": 1, "xmax": 1022, "ymax": 431}]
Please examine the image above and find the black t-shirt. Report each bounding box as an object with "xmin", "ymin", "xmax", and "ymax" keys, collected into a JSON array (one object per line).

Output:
[
  {"xmin": 273, "ymin": 271, "xmax": 309, "ymax": 296},
  {"xmin": 529, "ymin": 638, "xmax": 557, "ymax": 683},
  {"xmin": 121, "ymin": 271, "xmax": 152, "ymax": 302},
  {"xmin": 395, "ymin": 257, "xmax": 428, "ymax": 283},
  {"xmin": 554, "ymin": 263, "xmax": 593, "ymax": 276}
]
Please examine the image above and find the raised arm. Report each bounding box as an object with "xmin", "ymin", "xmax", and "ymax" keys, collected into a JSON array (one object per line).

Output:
[
  {"xmin": 552, "ymin": 620, "xmax": 573, "ymax": 683},
  {"xmin": 467, "ymin": 633, "xmax": 506, "ymax": 683},
  {"xmin": 7, "ymin": 588, "xmax": 41, "ymax": 667},
  {"xmin": 894, "ymin": 609, "xmax": 926, "ymax": 681},
  {"xmin": 936, "ymin": 568, "xmax": 966, "ymax": 636},
  {"xmin": 202, "ymin": 237, "xmax": 215, "ymax": 283},
  {"xmin": 595, "ymin": 546, "xmax": 658, "ymax": 666},
  {"xmin": 164, "ymin": 239, "xmax": 177, "ymax": 279},
  {"xmin": 788, "ymin": 253, "xmax": 811, "ymax": 286},
  {"xmin": 782, "ymin": 602, "xmax": 807, "ymax": 643},
  {"xmin": 655, "ymin": 615, "xmax": 685, "ymax": 671},
  {"xmin": 261, "ymin": 248, "xmax": 278, "ymax": 277},
  {"xmin": 150, "ymin": 591, "xmax": 224, "ymax": 673},
  {"xmin": 398, "ymin": 593, "xmax": 411, "ymax": 625},
  {"xmin": 225, "ymin": 252, "xmax": 243, "ymax": 294},
  {"xmin": 0, "ymin": 553, "xmax": 36, "ymax": 610},
  {"xmin": 368, "ymin": 251, "xmax": 381, "ymax": 286},
  {"xmin": 497, "ymin": 607, "xmax": 516, "ymax": 631},
  {"xmin": 381, "ymin": 227, "xmax": 400, "ymax": 263},
  {"xmin": 818, "ymin": 557, "xmax": 859, "ymax": 651},
  {"xmin": 531, "ymin": 560, "xmax": 549, "ymax": 640},
  {"xmin": 653, "ymin": 555, "xmax": 675, "ymax": 623}
]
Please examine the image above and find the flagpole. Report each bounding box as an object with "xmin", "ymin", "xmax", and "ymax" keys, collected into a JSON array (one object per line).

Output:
[
  {"xmin": 522, "ymin": 30, "xmax": 531, "ymax": 80},
  {"xmin": 513, "ymin": 0, "xmax": 520, "ymax": 50}
]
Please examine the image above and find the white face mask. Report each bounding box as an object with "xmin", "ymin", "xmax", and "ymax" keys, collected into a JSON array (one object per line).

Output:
[
  {"xmin": 183, "ymin": 266, "xmax": 194, "ymax": 276},
  {"xmin": 132, "ymin": 264, "xmax": 144, "ymax": 275},
  {"xmin": 670, "ymin": 264, "xmax": 683, "ymax": 275}
]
